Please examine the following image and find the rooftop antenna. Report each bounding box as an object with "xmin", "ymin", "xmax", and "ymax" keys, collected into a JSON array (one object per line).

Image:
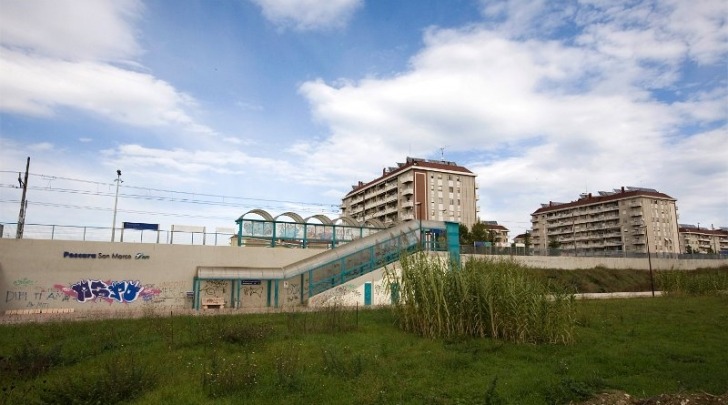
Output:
[{"xmin": 439, "ymin": 146, "xmax": 449, "ymax": 162}]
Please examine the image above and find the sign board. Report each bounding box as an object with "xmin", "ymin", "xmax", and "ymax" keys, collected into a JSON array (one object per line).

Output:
[
  {"xmin": 242, "ymin": 280, "xmax": 261, "ymax": 285},
  {"xmin": 123, "ymin": 222, "xmax": 159, "ymax": 231},
  {"xmin": 171, "ymin": 224, "xmax": 205, "ymax": 233}
]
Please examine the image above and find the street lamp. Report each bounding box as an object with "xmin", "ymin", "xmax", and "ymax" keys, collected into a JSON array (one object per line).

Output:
[{"xmin": 111, "ymin": 170, "xmax": 122, "ymax": 242}]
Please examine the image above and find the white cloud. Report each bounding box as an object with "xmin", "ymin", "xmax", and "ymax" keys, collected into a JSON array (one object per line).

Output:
[
  {"xmin": 29, "ymin": 142, "xmax": 55, "ymax": 152},
  {"xmin": 296, "ymin": 0, "xmax": 727, "ymax": 234},
  {"xmin": 0, "ymin": 0, "xmax": 216, "ymax": 136},
  {"xmin": 0, "ymin": 50, "xmax": 214, "ymax": 134},
  {"xmin": 0, "ymin": 0, "xmax": 143, "ymax": 61},
  {"xmin": 249, "ymin": 0, "xmax": 363, "ymax": 31},
  {"xmin": 101, "ymin": 144, "xmax": 296, "ymax": 179}
]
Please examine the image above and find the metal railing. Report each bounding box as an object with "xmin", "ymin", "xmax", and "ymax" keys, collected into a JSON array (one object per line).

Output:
[
  {"xmin": 460, "ymin": 245, "xmax": 727, "ymax": 260},
  {"xmin": 1, "ymin": 222, "xmax": 236, "ymax": 246}
]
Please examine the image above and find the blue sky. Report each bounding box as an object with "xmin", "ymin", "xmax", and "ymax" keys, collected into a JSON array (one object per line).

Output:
[{"xmin": 1, "ymin": 0, "xmax": 726, "ymax": 238}]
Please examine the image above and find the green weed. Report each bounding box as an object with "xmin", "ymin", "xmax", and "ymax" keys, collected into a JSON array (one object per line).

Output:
[
  {"xmin": 202, "ymin": 351, "xmax": 258, "ymax": 398},
  {"xmin": 39, "ymin": 352, "xmax": 156, "ymax": 404}
]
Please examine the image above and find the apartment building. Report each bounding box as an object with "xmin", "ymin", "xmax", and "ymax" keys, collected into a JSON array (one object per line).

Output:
[
  {"xmin": 482, "ymin": 221, "xmax": 510, "ymax": 247},
  {"xmin": 530, "ymin": 187, "xmax": 680, "ymax": 254},
  {"xmin": 341, "ymin": 157, "xmax": 479, "ymax": 228},
  {"xmin": 678, "ymin": 225, "xmax": 728, "ymax": 254}
]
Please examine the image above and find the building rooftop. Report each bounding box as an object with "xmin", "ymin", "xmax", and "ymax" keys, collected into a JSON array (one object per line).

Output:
[
  {"xmin": 345, "ymin": 156, "xmax": 474, "ymax": 197},
  {"xmin": 482, "ymin": 221, "xmax": 508, "ymax": 231},
  {"xmin": 532, "ymin": 186, "xmax": 676, "ymax": 215},
  {"xmin": 679, "ymin": 226, "xmax": 728, "ymax": 236}
]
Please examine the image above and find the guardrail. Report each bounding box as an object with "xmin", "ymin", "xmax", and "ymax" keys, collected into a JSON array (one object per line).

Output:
[
  {"xmin": 0, "ymin": 222, "xmax": 236, "ymax": 246},
  {"xmin": 461, "ymin": 245, "xmax": 727, "ymax": 260}
]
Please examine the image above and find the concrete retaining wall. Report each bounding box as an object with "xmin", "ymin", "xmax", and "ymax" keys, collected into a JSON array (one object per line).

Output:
[
  {"xmin": 472, "ymin": 254, "xmax": 728, "ymax": 270},
  {"xmin": 0, "ymin": 238, "xmax": 318, "ymax": 314},
  {"xmin": 2, "ymin": 239, "xmax": 726, "ymax": 316}
]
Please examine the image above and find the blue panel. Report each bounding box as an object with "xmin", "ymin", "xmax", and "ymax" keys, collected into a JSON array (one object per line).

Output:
[
  {"xmin": 123, "ymin": 222, "xmax": 158, "ymax": 230},
  {"xmin": 445, "ymin": 221, "xmax": 461, "ymax": 268},
  {"xmin": 364, "ymin": 282, "xmax": 372, "ymax": 306}
]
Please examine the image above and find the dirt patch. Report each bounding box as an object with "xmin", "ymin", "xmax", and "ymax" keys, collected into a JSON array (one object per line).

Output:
[{"xmin": 576, "ymin": 391, "xmax": 728, "ymax": 405}]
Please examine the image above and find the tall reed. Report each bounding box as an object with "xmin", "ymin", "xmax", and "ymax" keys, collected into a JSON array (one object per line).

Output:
[{"xmin": 384, "ymin": 254, "xmax": 575, "ymax": 344}]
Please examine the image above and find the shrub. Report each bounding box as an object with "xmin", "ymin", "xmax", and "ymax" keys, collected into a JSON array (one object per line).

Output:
[{"xmin": 0, "ymin": 341, "xmax": 63, "ymax": 380}]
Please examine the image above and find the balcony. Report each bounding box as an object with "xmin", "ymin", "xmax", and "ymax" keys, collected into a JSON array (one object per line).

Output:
[{"xmin": 400, "ymin": 213, "xmax": 415, "ymax": 221}]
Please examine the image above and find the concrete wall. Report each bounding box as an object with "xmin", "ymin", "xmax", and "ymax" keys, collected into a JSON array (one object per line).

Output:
[
  {"xmin": 308, "ymin": 252, "xmax": 728, "ymax": 308},
  {"xmin": 3, "ymin": 238, "xmax": 726, "ymax": 316},
  {"xmin": 472, "ymin": 254, "xmax": 728, "ymax": 270},
  {"xmin": 0, "ymin": 238, "xmax": 318, "ymax": 314},
  {"xmin": 307, "ymin": 266, "xmax": 399, "ymax": 308}
]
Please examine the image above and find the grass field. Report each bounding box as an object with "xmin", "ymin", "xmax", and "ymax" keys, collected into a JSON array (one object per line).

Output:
[
  {"xmin": 1, "ymin": 295, "xmax": 726, "ymax": 404},
  {"xmin": 532, "ymin": 266, "xmax": 728, "ymax": 294}
]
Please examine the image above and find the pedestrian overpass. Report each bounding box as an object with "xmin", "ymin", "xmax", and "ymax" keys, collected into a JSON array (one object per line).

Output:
[{"xmin": 192, "ymin": 220, "xmax": 460, "ymax": 309}]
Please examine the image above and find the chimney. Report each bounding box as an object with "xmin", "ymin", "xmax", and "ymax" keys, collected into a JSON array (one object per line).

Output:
[{"xmin": 621, "ymin": 186, "xmax": 625, "ymax": 193}]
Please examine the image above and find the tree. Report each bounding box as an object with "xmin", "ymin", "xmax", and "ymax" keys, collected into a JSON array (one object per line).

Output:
[
  {"xmin": 470, "ymin": 222, "xmax": 488, "ymax": 243},
  {"xmin": 548, "ymin": 237, "xmax": 561, "ymax": 249},
  {"xmin": 459, "ymin": 224, "xmax": 471, "ymax": 246}
]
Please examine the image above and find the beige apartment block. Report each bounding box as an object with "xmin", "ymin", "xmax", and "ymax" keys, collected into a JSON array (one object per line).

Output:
[
  {"xmin": 679, "ymin": 225, "xmax": 728, "ymax": 254},
  {"xmin": 341, "ymin": 157, "xmax": 479, "ymax": 228},
  {"xmin": 482, "ymin": 221, "xmax": 510, "ymax": 247},
  {"xmin": 530, "ymin": 187, "xmax": 680, "ymax": 255}
]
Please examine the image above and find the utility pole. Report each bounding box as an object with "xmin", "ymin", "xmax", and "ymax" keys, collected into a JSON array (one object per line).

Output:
[
  {"xmin": 644, "ymin": 222, "xmax": 655, "ymax": 297},
  {"xmin": 16, "ymin": 157, "xmax": 30, "ymax": 239}
]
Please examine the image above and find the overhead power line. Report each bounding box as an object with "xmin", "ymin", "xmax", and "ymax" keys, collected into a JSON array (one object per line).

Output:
[{"xmin": 0, "ymin": 171, "xmax": 340, "ymax": 209}]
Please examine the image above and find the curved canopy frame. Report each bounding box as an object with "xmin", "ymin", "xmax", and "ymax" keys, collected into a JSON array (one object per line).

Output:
[
  {"xmin": 237, "ymin": 209, "xmax": 273, "ymax": 222},
  {"xmin": 273, "ymin": 211, "xmax": 305, "ymax": 223},
  {"xmin": 304, "ymin": 214, "xmax": 333, "ymax": 225},
  {"xmin": 364, "ymin": 218, "xmax": 385, "ymax": 228},
  {"xmin": 332, "ymin": 216, "xmax": 359, "ymax": 227}
]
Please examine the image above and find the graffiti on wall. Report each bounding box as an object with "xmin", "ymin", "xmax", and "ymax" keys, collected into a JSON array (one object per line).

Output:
[
  {"xmin": 286, "ymin": 282, "xmax": 300, "ymax": 302},
  {"xmin": 13, "ymin": 278, "xmax": 36, "ymax": 287},
  {"xmin": 202, "ymin": 280, "xmax": 227, "ymax": 296},
  {"xmin": 5, "ymin": 289, "xmax": 68, "ymax": 308},
  {"xmin": 54, "ymin": 280, "xmax": 161, "ymax": 304},
  {"xmin": 313, "ymin": 284, "xmax": 361, "ymax": 306},
  {"xmin": 243, "ymin": 285, "xmax": 263, "ymax": 298}
]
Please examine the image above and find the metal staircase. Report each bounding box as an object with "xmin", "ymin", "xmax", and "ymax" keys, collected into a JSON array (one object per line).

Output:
[{"xmin": 194, "ymin": 220, "xmax": 459, "ymax": 309}]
